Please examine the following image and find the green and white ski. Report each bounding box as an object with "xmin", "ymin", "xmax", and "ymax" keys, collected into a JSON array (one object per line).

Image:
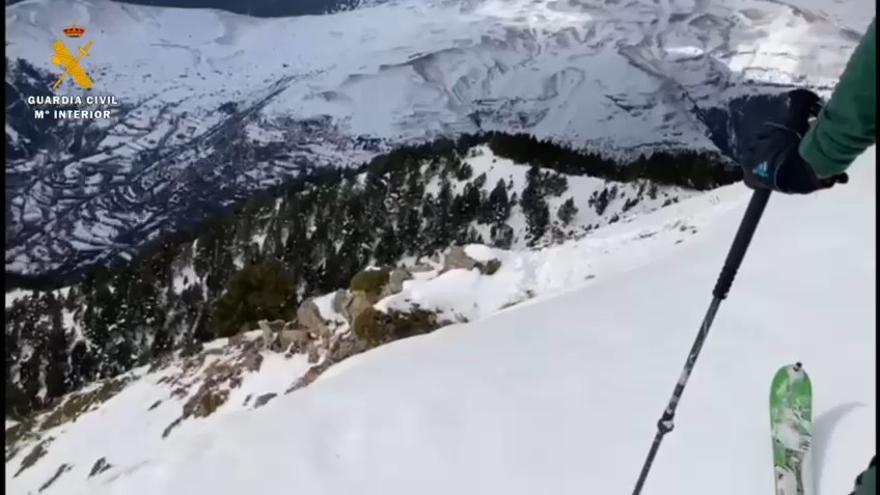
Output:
[{"xmin": 770, "ymin": 362, "xmax": 814, "ymax": 495}]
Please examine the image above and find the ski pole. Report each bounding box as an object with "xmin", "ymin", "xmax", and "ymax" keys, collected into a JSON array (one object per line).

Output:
[{"xmin": 631, "ymin": 187, "xmax": 772, "ymax": 495}]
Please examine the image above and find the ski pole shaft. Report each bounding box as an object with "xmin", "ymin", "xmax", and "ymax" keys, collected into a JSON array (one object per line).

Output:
[{"xmin": 632, "ymin": 188, "xmax": 771, "ymax": 495}]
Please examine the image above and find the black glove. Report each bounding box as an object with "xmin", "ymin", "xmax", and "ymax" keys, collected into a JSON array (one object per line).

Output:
[{"xmin": 742, "ymin": 89, "xmax": 848, "ymax": 194}]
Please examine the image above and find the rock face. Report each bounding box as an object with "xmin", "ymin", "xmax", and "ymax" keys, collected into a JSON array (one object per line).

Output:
[
  {"xmin": 345, "ymin": 290, "xmax": 378, "ymax": 326},
  {"xmin": 383, "ymin": 268, "xmax": 413, "ymax": 297},
  {"xmin": 443, "ymin": 246, "xmax": 502, "ymax": 275},
  {"xmin": 181, "ymin": 340, "xmax": 263, "ymax": 420},
  {"xmin": 88, "ymin": 457, "xmax": 112, "ymax": 478},
  {"xmin": 352, "ymin": 307, "xmax": 444, "ymax": 346},
  {"xmin": 332, "ymin": 289, "xmax": 353, "ymax": 322},
  {"xmin": 253, "ymin": 393, "xmax": 277, "ymax": 409},
  {"xmin": 278, "ymin": 329, "xmax": 309, "ymax": 352},
  {"xmin": 297, "ymin": 298, "xmax": 328, "ymax": 336},
  {"xmin": 443, "ymin": 246, "xmax": 479, "ymax": 271},
  {"xmin": 258, "ymin": 320, "xmax": 287, "ymax": 350}
]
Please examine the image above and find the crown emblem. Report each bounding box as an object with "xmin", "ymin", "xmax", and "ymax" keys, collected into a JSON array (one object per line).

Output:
[{"xmin": 63, "ymin": 24, "xmax": 86, "ymax": 38}]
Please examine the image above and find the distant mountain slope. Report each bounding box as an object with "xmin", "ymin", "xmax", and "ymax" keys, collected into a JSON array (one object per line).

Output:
[
  {"xmin": 5, "ymin": 0, "xmax": 379, "ymax": 17},
  {"xmin": 4, "ymin": 0, "xmax": 874, "ymax": 279},
  {"xmin": 7, "ymin": 139, "xmax": 723, "ymax": 417}
]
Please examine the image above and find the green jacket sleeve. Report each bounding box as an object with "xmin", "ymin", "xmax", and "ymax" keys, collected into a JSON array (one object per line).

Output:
[{"xmin": 799, "ymin": 18, "xmax": 876, "ymax": 177}]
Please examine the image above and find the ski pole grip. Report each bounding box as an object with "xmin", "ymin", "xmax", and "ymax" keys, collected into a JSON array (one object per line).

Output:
[{"xmin": 712, "ymin": 188, "xmax": 771, "ymax": 299}]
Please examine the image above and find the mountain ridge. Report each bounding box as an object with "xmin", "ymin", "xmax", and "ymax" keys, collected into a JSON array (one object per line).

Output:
[{"xmin": 6, "ymin": 0, "xmax": 873, "ymax": 278}]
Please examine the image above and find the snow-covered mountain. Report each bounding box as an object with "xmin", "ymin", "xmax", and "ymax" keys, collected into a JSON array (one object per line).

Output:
[
  {"xmin": 5, "ymin": 0, "xmax": 874, "ymax": 280},
  {"xmin": 6, "ymin": 147, "xmax": 875, "ymax": 495},
  {"xmin": 5, "ymin": 0, "xmax": 380, "ymax": 16},
  {"xmin": 5, "ymin": 142, "xmax": 703, "ymax": 416}
]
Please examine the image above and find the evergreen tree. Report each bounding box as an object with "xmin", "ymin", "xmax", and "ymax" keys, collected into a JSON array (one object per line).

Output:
[
  {"xmin": 520, "ymin": 165, "xmax": 551, "ymax": 244},
  {"xmin": 45, "ymin": 294, "xmax": 69, "ymax": 399},
  {"xmin": 375, "ymin": 226, "xmax": 403, "ymax": 266},
  {"xmin": 209, "ymin": 262, "xmax": 298, "ymax": 338},
  {"xmin": 485, "ymin": 179, "xmax": 511, "ymax": 225},
  {"xmin": 432, "ymin": 178, "xmax": 454, "ymax": 251},
  {"xmin": 557, "ymin": 197, "xmax": 579, "ymax": 226}
]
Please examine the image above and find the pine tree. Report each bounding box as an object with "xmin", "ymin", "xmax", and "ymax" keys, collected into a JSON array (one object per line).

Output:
[
  {"xmin": 209, "ymin": 262, "xmax": 298, "ymax": 338},
  {"xmin": 557, "ymin": 197, "xmax": 579, "ymax": 225},
  {"xmin": 432, "ymin": 178, "xmax": 454, "ymax": 251},
  {"xmin": 521, "ymin": 165, "xmax": 551, "ymax": 244},
  {"xmin": 45, "ymin": 294, "xmax": 69, "ymax": 399},
  {"xmin": 485, "ymin": 179, "xmax": 511, "ymax": 225},
  {"xmin": 375, "ymin": 226, "xmax": 403, "ymax": 266}
]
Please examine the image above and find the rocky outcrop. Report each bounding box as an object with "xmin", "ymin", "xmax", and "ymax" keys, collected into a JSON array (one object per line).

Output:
[
  {"xmin": 353, "ymin": 307, "xmax": 445, "ymax": 346},
  {"xmin": 345, "ymin": 290, "xmax": 378, "ymax": 327},
  {"xmin": 88, "ymin": 457, "xmax": 112, "ymax": 478},
  {"xmin": 332, "ymin": 289, "xmax": 353, "ymax": 322},
  {"xmin": 297, "ymin": 298, "xmax": 328, "ymax": 336},
  {"xmin": 258, "ymin": 320, "xmax": 286, "ymax": 350},
  {"xmin": 278, "ymin": 329, "xmax": 309, "ymax": 352},
  {"xmin": 443, "ymin": 246, "xmax": 501, "ymax": 275},
  {"xmin": 382, "ymin": 268, "xmax": 413, "ymax": 297},
  {"xmin": 178, "ymin": 339, "xmax": 264, "ymax": 421},
  {"xmin": 253, "ymin": 393, "xmax": 277, "ymax": 409},
  {"xmin": 286, "ymin": 333, "xmax": 371, "ymax": 394},
  {"xmin": 443, "ymin": 246, "xmax": 479, "ymax": 271}
]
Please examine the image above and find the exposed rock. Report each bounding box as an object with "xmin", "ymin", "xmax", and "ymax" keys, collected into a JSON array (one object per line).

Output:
[
  {"xmin": 40, "ymin": 378, "xmax": 129, "ymax": 431},
  {"xmin": 345, "ymin": 290, "xmax": 376, "ymax": 326},
  {"xmin": 332, "ymin": 289, "xmax": 353, "ymax": 322},
  {"xmin": 483, "ymin": 258, "xmax": 502, "ymax": 275},
  {"xmin": 306, "ymin": 342, "xmax": 320, "ymax": 364},
  {"xmin": 14, "ymin": 437, "xmax": 53, "ymax": 477},
  {"xmin": 443, "ymin": 246, "xmax": 478, "ymax": 271},
  {"xmin": 285, "ymin": 365, "xmax": 326, "ymax": 394},
  {"xmin": 382, "ymin": 268, "xmax": 413, "ymax": 297},
  {"xmin": 278, "ymin": 329, "xmax": 309, "ymax": 352},
  {"xmin": 327, "ymin": 335, "xmax": 369, "ymax": 364},
  {"xmin": 443, "ymin": 246, "xmax": 502, "ymax": 275},
  {"xmin": 5, "ymin": 420, "xmax": 39, "ymax": 462},
  {"xmin": 353, "ymin": 307, "xmax": 444, "ymax": 346},
  {"xmin": 285, "ymin": 334, "xmax": 369, "ymax": 394},
  {"xmin": 38, "ymin": 462, "xmax": 71, "ymax": 492},
  {"xmin": 180, "ymin": 342, "xmax": 262, "ymax": 420},
  {"xmin": 147, "ymin": 400, "xmax": 162, "ymax": 411},
  {"xmin": 258, "ymin": 320, "xmax": 275, "ymax": 349},
  {"xmin": 253, "ymin": 393, "xmax": 277, "ymax": 409},
  {"xmin": 88, "ymin": 457, "xmax": 112, "ymax": 478},
  {"xmin": 161, "ymin": 416, "xmax": 183, "ymax": 439},
  {"xmin": 147, "ymin": 353, "xmax": 174, "ymax": 373},
  {"xmin": 183, "ymin": 388, "xmax": 230, "ymax": 419},
  {"xmin": 297, "ymin": 298, "xmax": 328, "ymax": 335},
  {"xmin": 240, "ymin": 344, "xmax": 263, "ymax": 372}
]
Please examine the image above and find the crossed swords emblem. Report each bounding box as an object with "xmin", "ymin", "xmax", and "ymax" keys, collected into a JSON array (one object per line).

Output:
[{"xmin": 51, "ymin": 39, "xmax": 94, "ymax": 90}]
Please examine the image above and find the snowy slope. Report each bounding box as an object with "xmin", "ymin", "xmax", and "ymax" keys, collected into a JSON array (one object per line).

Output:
[
  {"xmin": 5, "ymin": 0, "xmax": 875, "ymax": 279},
  {"xmin": 7, "ymin": 148, "xmax": 875, "ymax": 495}
]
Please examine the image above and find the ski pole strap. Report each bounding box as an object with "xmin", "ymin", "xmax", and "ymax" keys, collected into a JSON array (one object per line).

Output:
[
  {"xmin": 713, "ymin": 188, "xmax": 771, "ymax": 299},
  {"xmin": 657, "ymin": 409, "xmax": 674, "ymax": 433}
]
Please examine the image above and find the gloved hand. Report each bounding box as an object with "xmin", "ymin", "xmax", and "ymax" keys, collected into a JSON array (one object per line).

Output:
[{"xmin": 742, "ymin": 89, "xmax": 848, "ymax": 194}]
